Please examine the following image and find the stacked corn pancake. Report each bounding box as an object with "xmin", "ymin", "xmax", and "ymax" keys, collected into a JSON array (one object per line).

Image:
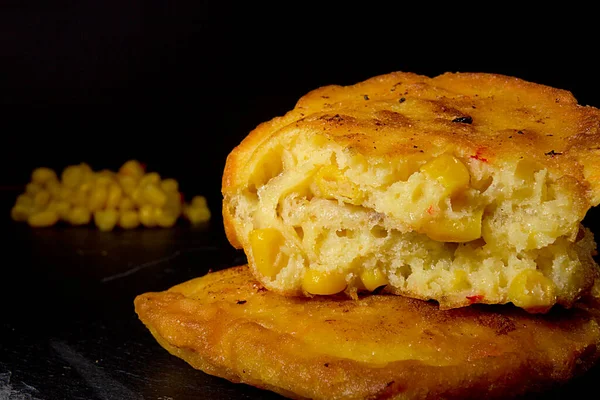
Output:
[{"xmin": 136, "ymin": 72, "xmax": 600, "ymax": 399}]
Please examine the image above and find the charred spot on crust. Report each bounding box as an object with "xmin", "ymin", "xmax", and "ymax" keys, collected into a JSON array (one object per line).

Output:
[{"xmin": 452, "ymin": 116, "xmax": 473, "ymax": 124}]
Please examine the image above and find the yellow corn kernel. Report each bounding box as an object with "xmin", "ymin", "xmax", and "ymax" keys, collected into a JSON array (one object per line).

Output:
[
  {"xmin": 422, "ymin": 208, "xmax": 483, "ymax": 242},
  {"xmin": 11, "ymin": 204, "xmax": 33, "ymax": 221},
  {"xmin": 191, "ymin": 195, "xmax": 207, "ymax": 208},
  {"xmin": 185, "ymin": 205, "xmax": 211, "ymax": 224},
  {"xmin": 27, "ymin": 210, "xmax": 59, "ymax": 227},
  {"xmin": 139, "ymin": 172, "xmax": 161, "ymax": 187},
  {"xmin": 26, "ymin": 182, "xmax": 43, "ymax": 196},
  {"xmin": 249, "ymin": 228, "xmax": 287, "ymax": 279},
  {"xmin": 452, "ymin": 270, "xmax": 471, "ymax": 290},
  {"xmin": 314, "ymin": 165, "xmax": 363, "ymax": 205},
  {"xmin": 45, "ymin": 179, "xmax": 62, "ymax": 198},
  {"xmin": 69, "ymin": 190, "xmax": 88, "ymax": 207},
  {"xmin": 32, "ymin": 167, "xmax": 58, "ymax": 184},
  {"xmin": 160, "ymin": 178, "xmax": 179, "ymax": 193},
  {"xmin": 47, "ymin": 200, "xmax": 71, "ymax": 220},
  {"xmin": 142, "ymin": 183, "xmax": 167, "ymax": 207},
  {"xmin": 119, "ymin": 160, "xmax": 145, "ymax": 179},
  {"xmin": 94, "ymin": 209, "xmax": 119, "ymax": 232},
  {"xmin": 68, "ymin": 207, "xmax": 91, "ymax": 225},
  {"xmin": 130, "ymin": 186, "xmax": 146, "ymax": 207},
  {"xmin": 421, "ymin": 154, "xmax": 470, "ymax": 195},
  {"xmin": 165, "ymin": 192, "xmax": 183, "ymax": 213},
  {"xmin": 33, "ymin": 190, "xmax": 51, "ymax": 207},
  {"xmin": 87, "ymin": 185, "xmax": 108, "ymax": 211},
  {"xmin": 508, "ymin": 269, "xmax": 556, "ymax": 313},
  {"xmin": 16, "ymin": 194, "xmax": 33, "ymax": 207},
  {"xmin": 119, "ymin": 210, "xmax": 140, "ymax": 229},
  {"xmin": 155, "ymin": 207, "xmax": 178, "ymax": 228},
  {"xmin": 61, "ymin": 165, "xmax": 85, "ymax": 188},
  {"xmin": 359, "ymin": 267, "xmax": 388, "ymax": 291},
  {"xmin": 118, "ymin": 175, "xmax": 138, "ymax": 196},
  {"xmin": 303, "ymin": 269, "xmax": 347, "ymax": 295},
  {"xmin": 105, "ymin": 184, "xmax": 123, "ymax": 209},
  {"xmin": 58, "ymin": 186, "xmax": 73, "ymax": 202},
  {"xmin": 118, "ymin": 196, "xmax": 135, "ymax": 211},
  {"xmin": 139, "ymin": 205, "xmax": 157, "ymax": 227}
]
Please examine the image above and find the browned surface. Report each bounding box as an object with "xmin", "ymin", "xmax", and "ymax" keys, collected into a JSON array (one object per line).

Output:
[
  {"xmin": 222, "ymin": 71, "xmax": 600, "ymax": 249},
  {"xmin": 135, "ymin": 265, "xmax": 600, "ymax": 399}
]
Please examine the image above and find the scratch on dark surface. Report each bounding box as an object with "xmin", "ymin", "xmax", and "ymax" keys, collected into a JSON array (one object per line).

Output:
[
  {"xmin": 0, "ymin": 369, "xmax": 42, "ymax": 400},
  {"xmin": 100, "ymin": 251, "xmax": 182, "ymax": 283},
  {"xmin": 50, "ymin": 340, "xmax": 143, "ymax": 400}
]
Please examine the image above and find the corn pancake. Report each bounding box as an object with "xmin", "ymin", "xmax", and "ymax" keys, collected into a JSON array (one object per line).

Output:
[
  {"xmin": 134, "ymin": 265, "xmax": 600, "ymax": 400},
  {"xmin": 221, "ymin": 71, "xmax": 600, "ymax": 312}
]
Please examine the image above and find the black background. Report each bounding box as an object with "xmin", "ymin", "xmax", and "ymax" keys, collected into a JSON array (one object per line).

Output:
[{"xmin": 1, "ymin": 2, "xmax": 600, "ymax": 399}]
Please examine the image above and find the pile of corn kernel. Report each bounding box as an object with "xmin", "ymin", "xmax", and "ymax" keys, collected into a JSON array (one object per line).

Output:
[{"xmin": 10, "ymin": 160, "xmax": 211, "ymax": 230}]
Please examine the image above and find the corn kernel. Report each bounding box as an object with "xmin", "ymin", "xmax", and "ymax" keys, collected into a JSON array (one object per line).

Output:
[
  {"xmin": 118, "ymin": 196, "xmax": 135, "ymax": 211},
  {"xmin": 421, "ymin": 154, "xmax": 470, "ymax": 195},
  {"xmin": 139, "ymin": 205, "xmax": 157, "ymax": 227},
  {"xmin": 314, "ymin": 165, "xmax": 363, "ymax": 205},
  {"xmin": 191, "ymin": 195, "xmax": 207, "ymax": 208},
  {"xmin": 249, "ymin": 228, "xmax": 287, "ymax": 279},
  {"xmin": 165, "ymin": 192, "xmax": 183, "ymax": 213},
  {"xmin": 118, "ymin": 175, "xmax": 138, "ymax": 196},
  {"xmin": 160, "ymin": 178, "xmax": 179, "ymax": 193},
  {"xmin": 422, "ymin": 208, "xmax": 483, "ymax": 242},
  {"xmin": 11, "ymin": 204, "xmax": 33, "ymax": 221},
  {"xmin": 119, "ymin": 160, "xmax": 145, "ymax": 179},
  {"xmin": 359, "ymin": 267, "xmax": 388, "ymax": 291},
  {"xmin": 139, "ymin": 172, "xmax": 161, "ymax": 187},
  {"xmin": 33, "ymin": 190, "xmax": 51, "ymax": 207},
  {"xmin": 508, "ymin": 269, "xmax": 556, "ymax": 313},
  {"xmin": 105, "ymin": 184, "xmax": 123, "ymax": 209},
  {"xmin": 155, "ymin": 208, "xmax": 178, "ymax": 228},
  {"xmin": 68, "ymin": 207, "xmax": 91, "ymax": 225},
  {"xmin": 45, "ymin": 179, "xmax": 62, "ymax": 198},
  {"xmin": 185, "ymin": 205, "xmax": 211, "ymax": 224},
  {"xmin": 59, "ymin": 186, "xmax": 73, "ymax": 202},
  {"xmin": 32, "ymin": 167, "xmax": 58, "ymax": 184},
  {"xmin": 26, "ymin": 182, "xmax": 43, "ymax": 196},
  {"xmin": 16, "ymin": 194, "xmax": 33, "ymax": 207},
  {"xmin": 78, "ymin": 176, "xmax": 96, "ymax": 194},
  {"xmin": 61, "ymin": 165, "xmax": 84, "ymax": 188},
  {"xmin": 47, "ymin": 200, "xmax": 71, "ymax": 220},
  {"xmin": 142, "ymin": 183, "xmax": 167, "ymax": 207},
  {"xmin": 70, "ymin": 190, "xmax": 88, "ymax": 207},
  {"xmin": 27, "ymin": 210, "xmax": 59, "ymax": 227},
  {"xmin": 94, "ymin": 209, "xmax": 119, "ymax": 232},
  {"xmin": 87, "ymin": 186, "xmax": 107, "ymax": 211},
  {"xmin": 302, "ymin": 269, "xmax": 347, "ymax": 295},
  {"xmin": 452, "ymin": 270, "xmax": 471, "ymax": 290},
  {"xmin": 131, "ymin": 186, "xmax": 146, "ymax": 207},
  {"xmin": 119, "ymin": 210, "xmax": 140, "ymax": 229}
]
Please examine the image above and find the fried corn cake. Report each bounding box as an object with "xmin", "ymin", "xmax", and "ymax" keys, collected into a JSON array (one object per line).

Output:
[
  {"xmin": 134, "ymin": 265, "xmax": 600, "ymax": 400},
  {"xmin": 222, "ymin": 72, "xmax": 600, "ymax": 313}
]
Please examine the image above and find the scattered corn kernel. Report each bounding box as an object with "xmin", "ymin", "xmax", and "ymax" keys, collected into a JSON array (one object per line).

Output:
[
  {"xmin": 139, "ymin": 172, "xmax": 161, "ymax": 187},
  {"xmin": 191, "ymin": 195, "xmax": 207, "ymax": 208},
  {"xmin": 249, "ymin": 228, "xmax": 286, "ymax": 279},
  {"xmin": 61, "ymin": 165, "xmax": 85, "ymax": 188},
  {"xmin": 155, "ymin": 208, "xmax": 178, "ymax": 228},
  {"xmin": 47, "ymin": 200, "xmax": 71, "ymax": 220},
  {"xmin": 422, "ymin": 208, "xmax": 484, "ymax": 242},
  {"xmin": 160, "ymin": 178, "xmax": 179, "ymax": 193},
  {"xmin": 139, "ymin": 205, "xmax": 157, "ymax": 227},
  {"xmin": 33, "ymin": 190, "xmax": 51, "ymax": 207},
  {"xmin": 118, "ymin": 175, "xmax": 138, "ymax": 196},
  {"xmin": 421, "ymin": 153, "xmax": 470, "ymax": 195},
  {"xmin": 16, "ymin": 194, "xmax": 33, "ymax": 207},
  {"xmin": 185, "ymin": 206, "xmax": 211, "ymax": 224},
  {"xmin": 119, "ymin": 160, "xmax": 145, "ymax": 179},
  {"xmin": 106, "ymin": 184, "xmax": 123, "ymax": 209},
  {"xmin": 26, "ymin": 182, "xmax": 42, "ymax": 196},
  {"xmin": 94, "ymin": 209, "xmax": 119, "ymax": 232},
  {"xmin": 88, "ymin": 185, "xmax": 108, "ymax": 211},
  {"xmin": 28, "ymin": 210, "xmax": 59, "ymax": 227},
  {"xmin": 142, "ymin": 183, "xmax": 167, "ymax": 207},
  {"xmin": 11, "ymin": 204, "xmax": 32, "ymax": 222},
  {"xmin": 303, "ymin": 269, "xmax": 347, "ymax": 295},
  {"xmin": 118, "ymin": 196, "xmax": 135, "ymax": 211},
  {"xmin": 314, "ymin": 165, "xmax": 364, "ymax": 205},
  {"xmin": 68, "ymin": 207, "xmax": 91, "ymax": 225},
  {"xmin": 360, "ymin": 267, "xmax": 389, "ymax": 291},
  {"xmin": 31, "ymin": 167, "xmax": 58, "ymax": 184},
  {"xmin": 119, "ymin": 210, "xmax": 140, "ymax": 229},
  {"xmin": 45, "ymin": 179, "xmax": 62, "ymax": 198},
  {"xmin": 508, "ymin": 269, "xmax": 556, "ymax": 313}
]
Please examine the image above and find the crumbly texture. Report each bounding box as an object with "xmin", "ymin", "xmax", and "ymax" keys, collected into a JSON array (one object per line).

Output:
[
  {"xmin": 134, "ymin": 265, "xmax": 600, "ymax": 400},
  {"xmin": 222, "ymin": 71, "xmax": 600, "ymax": 312}
]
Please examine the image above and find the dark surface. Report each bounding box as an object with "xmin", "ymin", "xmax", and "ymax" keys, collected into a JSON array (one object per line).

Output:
[{"xmin": 2, "ymin": 2, "xmax": 600, "ymax": 399}]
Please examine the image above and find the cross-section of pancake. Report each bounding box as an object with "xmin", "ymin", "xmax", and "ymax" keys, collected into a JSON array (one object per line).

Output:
[
  {"xmin": 222, "ymin": 71, "xmax": 600, "ymax": 313},
  {"xmin": 134, "ymin": 265, "xmax": 600, "ymax": 400}
]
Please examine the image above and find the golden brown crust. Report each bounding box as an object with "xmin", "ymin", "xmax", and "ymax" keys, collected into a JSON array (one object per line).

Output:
[
  {"xmin": 135, "ymin": 265, "xmax": 600, "ymax": 400},
  {"xmin": 222, "ymin": 71, "xmax": 600, "ymax": 247}
]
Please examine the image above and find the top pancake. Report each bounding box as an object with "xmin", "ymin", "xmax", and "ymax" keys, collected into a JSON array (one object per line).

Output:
[{"xmin": 222, "ymin": 72, "xmax": 600, "ymax": 248}]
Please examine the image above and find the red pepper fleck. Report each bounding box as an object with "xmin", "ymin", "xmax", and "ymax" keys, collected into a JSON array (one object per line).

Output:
[
  {"xmin": 470, "ymin": 148, "xmax": 488, "ymax": 163},
  {"xmin": 466, "ymin": 294, "xmax": 484, "ymax": 303},
  {"xmin": 426, "ymin": 205, "xmax": 435, "ymax": 215},
  {"xmin": 140, "ymin": 163, "xmax": 147, "ymax": 171}
]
